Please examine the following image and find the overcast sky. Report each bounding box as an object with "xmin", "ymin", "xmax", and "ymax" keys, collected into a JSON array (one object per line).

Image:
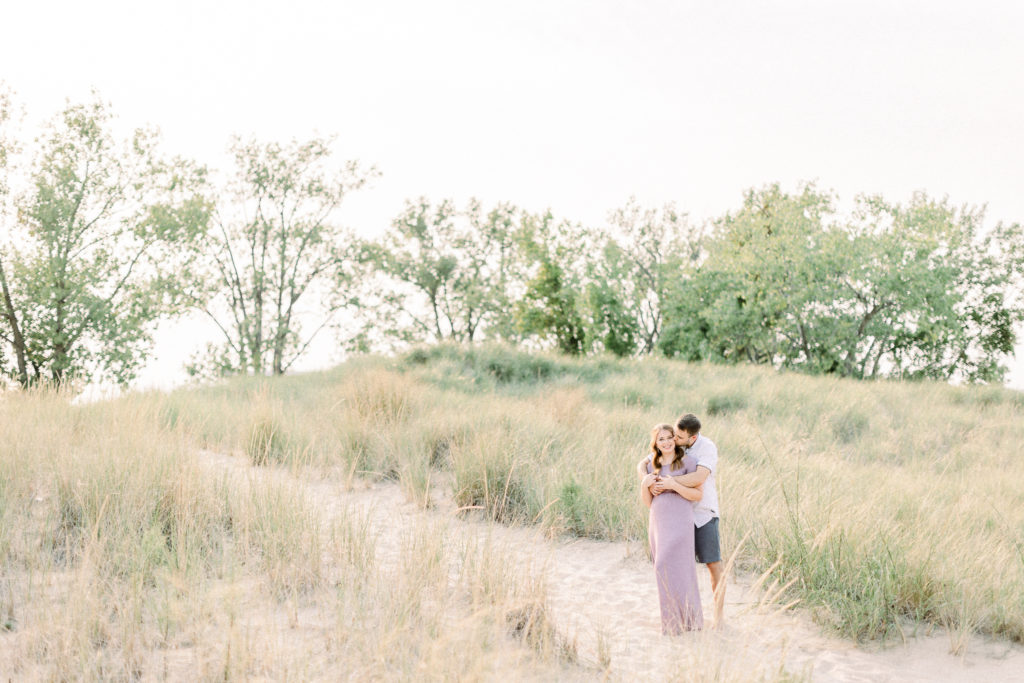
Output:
[{"xmin": 4, "ymin": 0, "xmax": 1024, "ymax": 389}]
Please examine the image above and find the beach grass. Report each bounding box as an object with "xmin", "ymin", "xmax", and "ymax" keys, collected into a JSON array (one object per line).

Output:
[
  {"xmin": 2, "ymin": 343, "xmax": 1022, "ymax": 677},
  {"xmin": 151, "ymin": 343, "xmax": 1024, "ymax": 644},
  {"xmin": 0, "ymin": 385, "xmax": 584, "ymax": 680}
]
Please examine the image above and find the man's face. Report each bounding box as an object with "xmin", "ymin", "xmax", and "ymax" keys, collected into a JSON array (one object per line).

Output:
[{"xmin": 674, "ymin": 429, "xmax": 696, "ymax": 449}]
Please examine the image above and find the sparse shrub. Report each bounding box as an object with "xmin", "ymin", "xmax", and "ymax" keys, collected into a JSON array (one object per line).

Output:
[
  {"xmin": 340, "ymin": 368, "xmax": 411, "ymax": 423},
  {"xmin": 619, "ymin": 387, "xmax": 655, "ymax": 408},
  {"xmin": 506, "ymin": 601, "xmax": 566, "ymax": 655},
  {"xmin": 952, "ymin": 385, "xmax": 1010, "ymax": 408},
  {"xmin": 247, "ymin": 417, "xmax": 290, "ymax": 465},
  {"xmin": 157, "ymin": 399, "xmax": 181, "ymax": 429},
  {"xmin": 230, "ymin": 481, "xmax": 324, "ymax": 599},
  {"xmin": 332, "ymin": 508, "xmax": 375, "ymax": 578},
  {"xmin": 557, "ymin": 479, "xmax": 601, "ymax": 537},
  {"xmin": 404, "ymin": 346, "xmax": 433, "ymax": 365},
  {"xmin": 795, "ymin": 534, "xmax": 940, "ymax": 641},
  {"xmin": 9, "ymin": 347, "xmax": 1024, "ymax": 669},
  {"xmin": 557, "ymin": 480, "xmax": 586, "ymax": 535},
  {"xmin": 3, "ymin": 382, "xmax": 583, "ymax": 680},
  {"xmin": 830, "ymin": 408, "xmax": 869, "ymax": 444},
  {"xmin": 402, "ymin": 342, "xmax": 620, "ymax": 387},
  {"xmin": 453, "ymin": 447, "xmax": 535, "ymax": 524},
  {"xmin": 706, "ymin": 391, "xmax": 748, "ymax": 416},
  {"xmin": 484, "ymin": 352, "xmax": 556, "ymax": 384},
  {"xmin": 429, "ymin": 435, "xmax": 452, "ymax": 468}
]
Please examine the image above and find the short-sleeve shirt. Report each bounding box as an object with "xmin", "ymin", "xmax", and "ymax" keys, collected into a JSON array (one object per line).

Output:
[{"xmin": 687, "ymin": 434, "xmax": 719, "ymax": 528}]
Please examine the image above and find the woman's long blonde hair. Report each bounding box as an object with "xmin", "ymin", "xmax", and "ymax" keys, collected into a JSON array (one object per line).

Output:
[{"xmin": 650, "ymin": 423, "xmax": 684, "ymax": 475}]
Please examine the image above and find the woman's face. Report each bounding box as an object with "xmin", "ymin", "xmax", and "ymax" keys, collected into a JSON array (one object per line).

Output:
[{"xmin": 656, "ymin": 429, "xmax": 676, "ymax": 456}]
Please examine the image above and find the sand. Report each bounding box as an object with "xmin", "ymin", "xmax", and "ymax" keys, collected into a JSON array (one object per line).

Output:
[{"xmin": 198, "ymin": 450, "xmax": 1024, "ymax": 682}]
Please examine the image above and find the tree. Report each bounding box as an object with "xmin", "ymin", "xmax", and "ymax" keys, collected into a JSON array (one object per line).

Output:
[
  {"xmin": 356, "ymin": 198, "xmax": 521, "ymax": 347},
  {"xmin": 589, "ymin": 198, "xmax": 703, "ymax": 356},
  {"xmin": 844, "ymin": 194, "xmax": 1023, "ymax": 382},
  {"xmin": 0, "ymin": 93, "xmax": 211, "ymax": 388},
  {"xmin": 661, "ymin": 183, "xmax": 836, "ymax": 366},
  {"xmin": 0, "ymin": 84, "xmax": 26, "ymax": 386},
  {"xmin": 582, "ymin": 241, "xmax": 638, "ymax": 357},
  {"xmin": 660, "ymin": 183, "xmax": 1024, "ymax": 382},
  {"xmin": 513, "ymin": 211, "xmax": 589, "ymax": 355},
  {"xmin": 189, "ymin": 136, "xmax": 375, "ymax": 377}
]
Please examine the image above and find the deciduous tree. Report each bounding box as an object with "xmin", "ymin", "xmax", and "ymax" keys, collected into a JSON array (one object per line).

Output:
[
  {"xmin": 356, "ymin": 198, "xmax": 521, "ymax": 347},
  {"xmin": 589, "ymin": 199, "xmax": 703, "ymax": 356},
  {"xmin": 513, "ymin": 211, "xmax": 589, "ymax": 355},
  {"xmin": 0, "ymin": 93, "xmax": 211, "ymax": 388},
  {"xmin": 660, "ymin": 183, "xmax": 1024, "ymax": 382},
  {"xmin": 190, "ymin": 136, "xmax": 375, "ymax": 377}
]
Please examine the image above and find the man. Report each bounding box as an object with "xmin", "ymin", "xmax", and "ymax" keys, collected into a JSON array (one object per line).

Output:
[{"xmin": 638, "ymin": 413, "xmax": 724, "ymax": 625}]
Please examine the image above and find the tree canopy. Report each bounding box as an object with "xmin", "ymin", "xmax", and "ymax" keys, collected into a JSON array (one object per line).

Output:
[
  {"xmin": 659, "ymin": 183, "xmax": 1024, "ymax": 382},
  {"xmin": 0, "ymin": 93, "xmax": 210, "ymax": 387},
  {"xmin": 187, "ymin": 136, "xmax": 376, "ymax": 377},
  {"xmin": 2, "ymin": 88, "xmax": 1021, "ymax": 391}
]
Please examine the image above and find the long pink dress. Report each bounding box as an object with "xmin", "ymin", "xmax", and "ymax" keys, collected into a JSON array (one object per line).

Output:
[{"xmin": 647, "ymin": 454, "xmax": 704, "ymax": 633}]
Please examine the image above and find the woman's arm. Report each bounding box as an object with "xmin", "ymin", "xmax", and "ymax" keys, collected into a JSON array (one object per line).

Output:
[
  {"xmin": 639, "ymin": 472, "xmax": 657, "ymax": 508},
  {"xmin": 636, "ymin": 456, "xmax": 651, "ymax": 481}
]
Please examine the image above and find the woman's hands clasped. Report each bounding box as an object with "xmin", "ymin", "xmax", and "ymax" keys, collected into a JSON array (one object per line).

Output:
[
  {"xmin": 642, "ymin": 472, "xmax": 674, "ymax": 497},
  {"xmin": 648, "ymin": 476, "xmax": 704, "ymax": 497},
  {"xmin": 650, "ymin": 476, "xmax": 675, "ymax": 496}
]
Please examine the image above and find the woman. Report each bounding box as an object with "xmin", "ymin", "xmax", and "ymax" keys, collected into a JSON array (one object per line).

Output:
[{"xmin": 639, "ymin": 423, "xmax": 704, "ymax": 634}]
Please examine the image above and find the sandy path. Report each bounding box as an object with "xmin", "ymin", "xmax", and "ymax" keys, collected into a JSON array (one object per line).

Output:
[{"xmin": 198, "ymin": 450, "xmax": 1024, "ymax": 682}]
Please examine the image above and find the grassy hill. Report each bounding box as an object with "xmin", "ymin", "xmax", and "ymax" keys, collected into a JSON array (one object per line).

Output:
[{"xmin": 3, "ymin": 344, "xmax": 1023, "ymax": 676}]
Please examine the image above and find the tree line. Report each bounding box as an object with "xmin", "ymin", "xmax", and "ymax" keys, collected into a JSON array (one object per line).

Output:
[{"xmin": 2, "ymin": 91, "xmax": 1022, "ymax": 390}]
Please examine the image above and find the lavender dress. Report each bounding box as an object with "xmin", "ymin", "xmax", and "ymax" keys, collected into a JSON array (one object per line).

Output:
[{"xmin": 647, "ymin": 454, "xmax": 704, "ymax": 633}]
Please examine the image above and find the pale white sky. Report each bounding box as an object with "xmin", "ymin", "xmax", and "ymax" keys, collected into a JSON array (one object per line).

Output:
[{"xmin": 3, "ymin": 0, "xmax": 1024, "ymax": 389}]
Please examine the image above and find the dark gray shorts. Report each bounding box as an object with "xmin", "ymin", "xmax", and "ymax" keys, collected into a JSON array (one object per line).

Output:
[{"xmin": 694, "ymin": 518, "xmax": 721, "ymax": 564}]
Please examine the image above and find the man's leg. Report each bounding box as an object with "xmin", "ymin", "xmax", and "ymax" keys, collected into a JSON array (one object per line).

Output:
[
  {"xmin": 695, "ymin": 519, "xmax": 725, "ymax": 626},
  {"xmin": 707, "ymin": 561, "xmax": 725, "ymax": 625}
]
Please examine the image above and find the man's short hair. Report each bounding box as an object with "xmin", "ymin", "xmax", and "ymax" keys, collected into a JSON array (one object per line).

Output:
[{"xmin": 676, "ymin": 413, "xmax": 701, "ymax": 435}]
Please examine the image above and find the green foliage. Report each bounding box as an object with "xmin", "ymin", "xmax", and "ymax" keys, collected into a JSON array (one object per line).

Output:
[
  {"xmin": 659, "ymin": 183, "xmax": 1024, "ymax": 383},
  {"xmin": 512, "ymin": 211, "xmax": 589, "ymax": 355},
  {"xmin": 584, "ymin": 260, "xmax": 638, "ymax": 358},
  {"xmin": 356, "ymin": 198, "xmax": 521, "ymax": 347},
  {"xmin": 349, "ymin": 186, "xmax": 1020, "ymax": 385},
  {"xmin": 588, "ymin": 199, "xmax": 703, "ymax": 356},
  {"xmin": 188, "ymin": 135, "xmax": 376, "ymax": 377},
  {"xmin": 357, "ymin": 198, "xmax": 704, "ymax": 360},
  {"xmin": 0, "ymin": 91, "xmax": 211, "ymax": 387}
]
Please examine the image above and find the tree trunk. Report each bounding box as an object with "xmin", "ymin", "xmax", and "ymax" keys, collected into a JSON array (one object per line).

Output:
[{"xmin": 0, "ymin": 255, "xmax": 28, "ymax": 386}]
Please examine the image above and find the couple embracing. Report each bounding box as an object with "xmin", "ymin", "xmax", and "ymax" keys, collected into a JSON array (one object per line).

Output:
[{"xmin": 637, "ymin": 414, "xmax": 723, "ymax": 635}]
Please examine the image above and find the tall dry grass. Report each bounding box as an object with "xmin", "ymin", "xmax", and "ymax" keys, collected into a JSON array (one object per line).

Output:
[
  {"xmin": 3, "ymin": 342, "xmax": 1021, "ymax": 677},
  {"xmin": 146, "ymin": 343, "xmax": 1024, "ymax": 645},
  {"xmin": 0, "ymin": 386, "xmax": 584, "ymax": 680}
]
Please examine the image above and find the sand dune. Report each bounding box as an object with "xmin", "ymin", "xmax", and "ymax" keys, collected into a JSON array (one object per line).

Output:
[{"xmin": 198, "ymin": 449, "xmax": 1024, "ymax": 682}]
